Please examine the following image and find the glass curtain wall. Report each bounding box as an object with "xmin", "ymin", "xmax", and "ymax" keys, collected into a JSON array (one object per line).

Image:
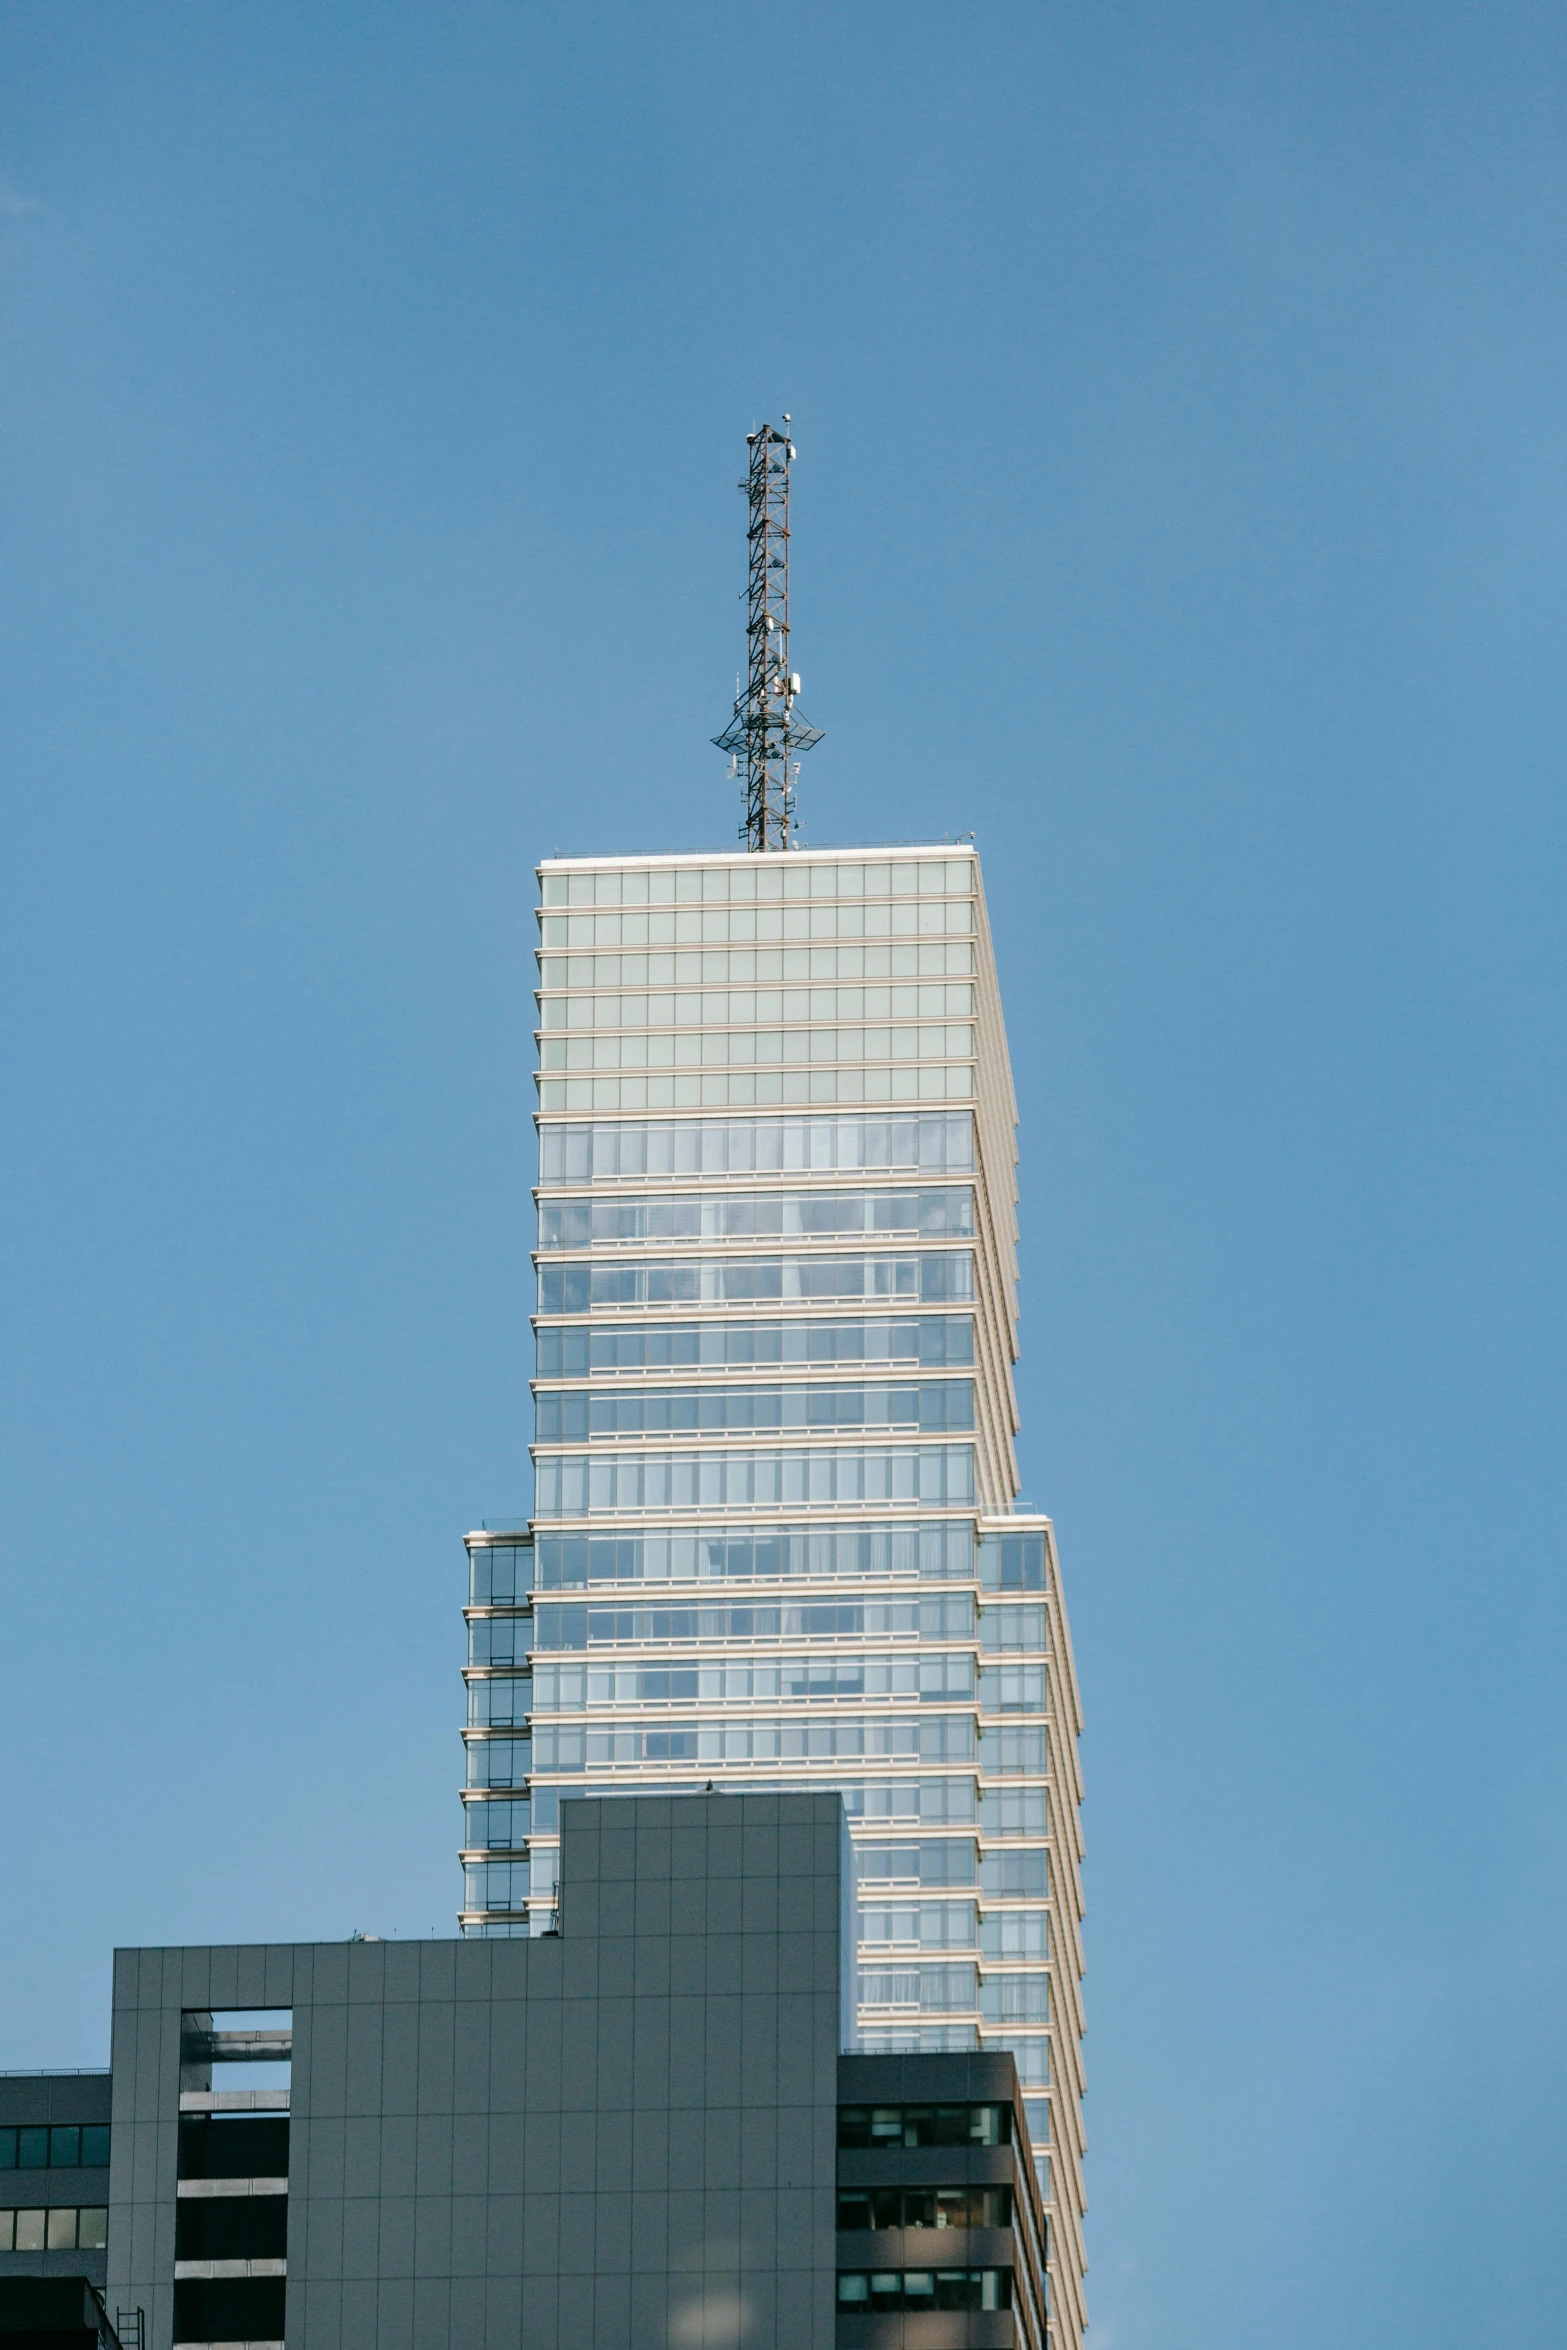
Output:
[{"xmin": 460, "ymin": 847, "xmax": 1086, "ymax": 2347}]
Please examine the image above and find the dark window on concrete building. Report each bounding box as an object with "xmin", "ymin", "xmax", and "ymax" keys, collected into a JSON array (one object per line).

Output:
[
  {"xmin": 837, "ymin": 2185, "xmax": 1011, "ymax": 2231},
  {"xmin": 837, "ymin": 2268, "xmax": 1013, "ymax": 2311},
  {"xmin": 0, "ymin": 2126, "xmax": 109, "ymax": 2170},
  {"xmin": 173, "ymin": 2277, "xmax": 285, "ymax": 2345},
  {"xmin": 837, "ymin": 2102, "xmax": 1011, "ymax": 2148}
]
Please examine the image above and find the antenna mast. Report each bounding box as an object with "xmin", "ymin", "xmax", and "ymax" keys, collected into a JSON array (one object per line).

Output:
[{"xmin": 713, "ymin": 419, "xmax": 823, "ymax": 851}]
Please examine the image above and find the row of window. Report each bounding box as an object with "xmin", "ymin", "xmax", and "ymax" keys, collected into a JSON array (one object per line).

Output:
[
  {"xmin": 860, "ymin": 1902, "xmax": 976, "ymax": 1950},
  {"xmin": 472, "ymin": 1606, "xmax": 1046, "ymax": 1669},
  {"xmin": 857, "ymin": 2025, "xmax": 982, "ymax": 2055},
  {"xmin": 540, "ymin": 857, "xmax": 976, "ymax": 908},
  {"xmin": 839, "ymin": 2101, "xmax": 1012, "ymax": 2148},
  {"xmin": 859, "ymin": 1909, "xmax": 1051, "ymax": 1963},
  {"xmin": 523, "ymin": 1653, "xmax": 979, "ymax": 1709},
  {"xmin": 533, "ymin": 1443, "xmax": 978, "ymax": 1518},
  {"xmin": 860, "ymin": 1965, "xmax": 975, "ymax": 2014},
  {"xmin": 468, "ymin": 1759, "xmax": 1049, "ymax": 1839},
  {"xmin": 455, "ymin": 1855, "xmax": 1051, "ymax": 1960},
  {"xmin": 515, "ymin": 1594, "xmax": 980, "ymax": 1656},
  {"xmin": 537, "ymin": 1251, "xmax": 976, "ymax": 1318},
  {"xmin": 539, "ymin": 1023, "xmax": 976, "ymax": 1074},
  {"xmin": 540, "ymin": 982, "xmax": 975, "ymax": 1030},
  {"xmin": 534, "ymin": 1379, "xmax": 976, "ymax": 1445},
  {"xmin": 538, "ymin": 946, "xmax": 978, "ymax": 999},
  {"xmin": 469, "ymin": 1691, "xmax": 1052, "ymax": 1748},
  {"xmin": 859, "ymin": 1969, "xmax": 1052, "ymax": 2025},
  {"xmin": 536, "ymin": 1312, "xmax": 975, "ymax": 1378},
  {"xmin": 456, "ymin": 1812, "xmax": 1051, "ymax": 1902},
  {"xmin": 0, "ymin": 2127, "xmax": 108, "ymax": 2171},
  {"xmin": 529, "ymin": 1716, "xmax": 977, "ymax": 1769},
  {"xmin": 504, "ymin": 1521, "xmax": 977, "ymax": 1597},
  {"xmin": 538, "ymin": 898, "xmax": 974, "ymax": 951},
  {"xmin": 978, "ymin": 1532, "xmax": 1049, "ymax": 1592},
  {"xmin": 470, "ymin": 1528, "xmax": 1044, "ymax": 1606},
  {"xmin": 0, "ymin": 2207, "xmax": 108, "ymax": 2250},
  {"xmin": 836, "ymin": 2271, "xmax": 1011, "ymax": 2314},
  {"xmin": 537, "ymin": 1064, "xmax": 977, "ymax": 1114},
  {"xmin": 538, "ymin": 1110, "xmax": 974, "ymax": 1185},
  {"xmin": 474, "ymin": 1670, "xmax": 1047, "ymax": 1728},
  {"xmin": 847, "ymin": 2033, "xmax": 1052, "ymax": 2087},
  {"xmin": 838, "ymin": 2187, "xmax": 1011, "ymax": 2231},
  {"xmin": 859, "ymin": 1845, "xmax": 1051, "ymax": 1897},
  {"xmin": 538, "ymin": 1184, "xmax": 975, "ymax": 1249}
]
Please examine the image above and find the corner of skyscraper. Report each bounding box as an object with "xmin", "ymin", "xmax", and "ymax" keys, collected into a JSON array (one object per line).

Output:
[{"xmin": 458, "ymin": 430, "xmax": 1088, "ymax": 2347}]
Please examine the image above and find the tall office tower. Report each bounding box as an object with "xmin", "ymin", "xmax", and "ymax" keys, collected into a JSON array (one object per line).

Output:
[
  {"xmin": 459, "ymin": 424, "xmax": 1087, "ymax": 2343},
  {"xmin": 461, "ymin": 846, "xmax": 1088, "ymax": 2346}
]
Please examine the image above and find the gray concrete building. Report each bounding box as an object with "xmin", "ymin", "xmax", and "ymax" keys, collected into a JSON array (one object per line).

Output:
[
  {"xmin": 0, "ymin": 2072, "xmax": 112, "ymax": 2296},
  {"xmin": 44, "ymin": 1790, "xmax": 1053, "ymax": 2350}
]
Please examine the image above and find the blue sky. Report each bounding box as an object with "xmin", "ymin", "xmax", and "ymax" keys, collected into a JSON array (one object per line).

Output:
[{"xmin": 3, "ymin": 5, "xmax": 1565, "ymax": 2343}]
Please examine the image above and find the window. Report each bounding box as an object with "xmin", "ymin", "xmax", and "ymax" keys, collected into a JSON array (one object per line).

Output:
[
  {"xmin": 463, "ymin": 1861, "xmax": 529, "ymax": 1912},
  {"xmin": 536, "ymin": 1248, "xmax": 976, "ymax": 1316},
  {"xmin": 463, "ymin": 1799, "xmax": 528, "ymax": 1850},
  {"xmin": 0, "ymin": 2126, "xmax": 107, "ymax": 2170},
  {"xmin": 468, "ymin": 1618, "xmax": 524, "ymax": 1667},
  {"xmin": 979, "ymin": 1972, "xmax": 1051, "ymax": 2022},
  {"xmin": 837, "ymin": 2185, "xmax": 1011, "ymax": 2231},
  {"xmin": 532, "ymin": 1591, "xmax": 973, "ymax": 1650},
  {"xmin": 533, "ymin": 1441, "xmax": 977, "ymax": 1517},
  {"xmin": 533, "ymin": 1518, "xmax": 973, "ymax": 1588},
  {"xmin": 979, "ymin": 1604, "xmax": 1048, "ymax": 1653},
  {"xmin": 539, "ymin": 940, "xmax": 977, "ymax": 989},
  {"xmin": 537, "ymin": 896, "xmax": 975, "ymax": 951},
  {"xmin": 533, "ymin": 1376, "xmax": 975, "ymax": 1444},
  {"xmin": 978, "ymin": 1665, "xmax": 1049, "ymax": 1714},
  {"xmin": 538, "ymin": 856, "xmax": 976, "ymax": 909},
  {"xmin": 977, "ymin": 1531, "xmax": 1048, "ymax": 1590},
  {"xmin": 857, "ymin": 1902, "xmax": 976, "ymax": 1951},
  {"xmin": 856, "ymin": 1840, "xmax": 977, "ymax": 1889},
  {"xmin": 980, "ymin": 1908, "xmax": 1050, "ymax": 1961},
  {"xmin": 535, "ymin": 1311, "xmax": 974, "ymax": 1378},
  {"xmin": 979, "ymin": 1726, "xmax": 1049, "ymax": 1775},
  {"xmin": 0, "ymin": 2206, "xmax": 106, "ymax": 2250},
  {"xmin": 533, "ymin": 1715, "xmax": 974, "ymax": 1771},
  {"xmin": 837, "ymin": 2103, "xmax": 1011, "ymax": 2148},
  {"xmin": 836, "ymin": 2271, "xmax": 1011, "ymax": 2312},
  {"xmin": 532, "ymin": 1651, "xmax": 974, "ymax": 1709},
  {"xmin": 538, "ymin": 1111, "xmax": 975, "ymax": 1184},
  {"xmin": 467, "ymin": 1542, "xmax": 532, "ymax": 1605},
  {"xmin": 465, "ymin": 1738, "xmax": 530, "ymax": 1789},
  {"xmin": 537, "ymin": 1183, "xmax": 976, "ymax": 1249},
  {"xmin": 979, "ymin": 1848, "xmax": 1050, "ymax": 1899}
]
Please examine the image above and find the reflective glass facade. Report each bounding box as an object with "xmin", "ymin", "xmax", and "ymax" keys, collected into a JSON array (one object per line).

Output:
[{"xmin": 460, "ymin": 846, "xmax": 1087, "ymax": 2346}]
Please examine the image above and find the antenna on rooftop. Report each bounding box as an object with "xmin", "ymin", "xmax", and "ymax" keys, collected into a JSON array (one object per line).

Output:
[{"xmin": 713, "ymin": 418, "xmax": 823, "ymax": 851}]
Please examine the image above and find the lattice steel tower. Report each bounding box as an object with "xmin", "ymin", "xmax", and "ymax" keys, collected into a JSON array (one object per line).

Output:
[{"xmin": 713, "ymin": 418, "xmax": 824, "ymax": 851}]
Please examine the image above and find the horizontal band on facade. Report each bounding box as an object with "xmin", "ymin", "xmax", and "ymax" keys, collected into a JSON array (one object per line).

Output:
[
  {"xmin": 539, "ymin": 901, "xmax": 976, "ymax": 949},
  {"xmin": 539, "ymin": 1021, "xmax": 976, "ymax": 1066},
  {"xmin": 538, "ymin": 1066, "xmax": 979, "ymax": 1113}
]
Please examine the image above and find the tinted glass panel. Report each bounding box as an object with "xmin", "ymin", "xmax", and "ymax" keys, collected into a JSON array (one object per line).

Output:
[{"xmin": 837, "ymin": 2103, "xmax": 1010, "ymax": 2148}]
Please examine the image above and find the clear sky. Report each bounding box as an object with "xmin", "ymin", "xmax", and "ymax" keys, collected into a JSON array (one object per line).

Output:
[{"xmin": 2, "ymin": 5, "xmax": 1564, "ymax": 2343}]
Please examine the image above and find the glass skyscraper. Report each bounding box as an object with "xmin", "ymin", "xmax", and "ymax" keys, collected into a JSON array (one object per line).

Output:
[{"xmin": 461, "ymin": 843, "xmax": 1087, "ymax": 2344}]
